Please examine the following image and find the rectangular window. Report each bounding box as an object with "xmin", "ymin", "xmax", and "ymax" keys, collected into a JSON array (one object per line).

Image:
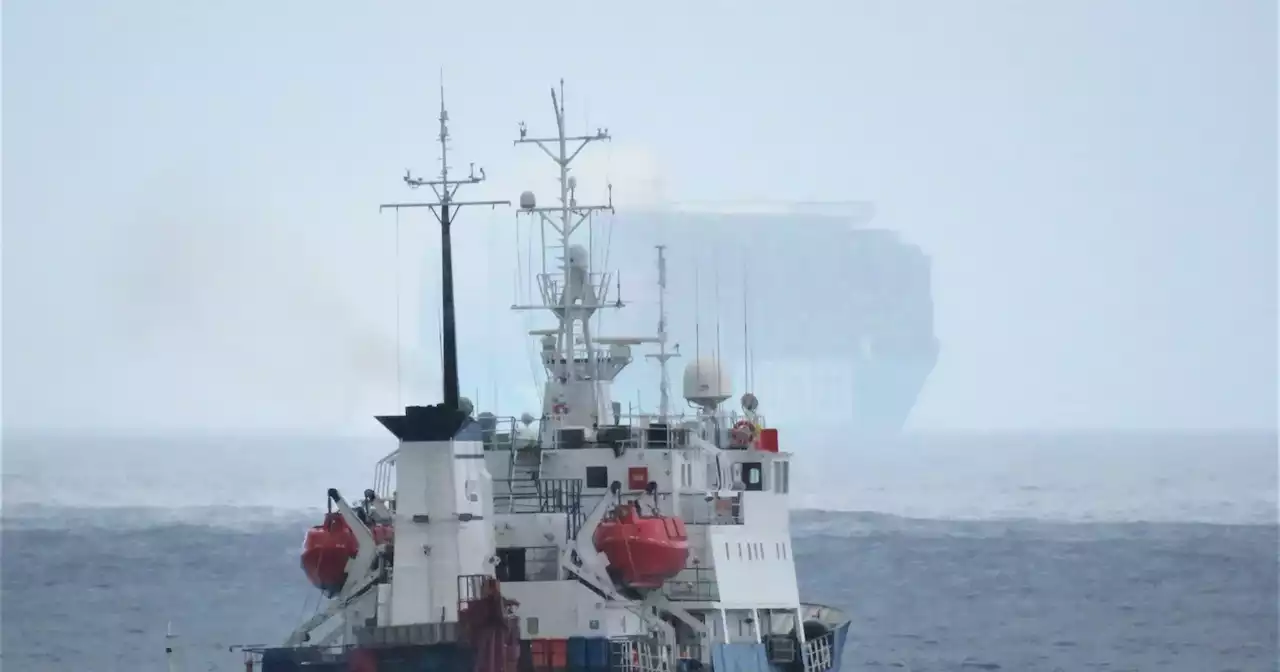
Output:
[
  {"xmin": 743, "ymin": 462, "xmax": 764, "ymax": 492},
  {"xmin": 586, "ymin": 466, "xmax": 609, "ymax": 489},
  {"xmin": 496, "ymin": 546, "xmax": 559, "ymax": 582}
]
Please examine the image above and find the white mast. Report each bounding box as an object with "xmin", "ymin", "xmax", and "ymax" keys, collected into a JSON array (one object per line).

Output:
[
  {"xmin": 645, "ymin": 245, "xmax": 680, "ymax": 421},
  {"xmin": 512, "ymin": 80, "xmax": 621, "ymax": 429}
]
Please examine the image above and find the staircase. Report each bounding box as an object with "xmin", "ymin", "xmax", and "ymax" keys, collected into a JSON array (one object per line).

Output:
[{"xmin": 506, "ymin": 443, "xmax": 544, "ymax": 513}]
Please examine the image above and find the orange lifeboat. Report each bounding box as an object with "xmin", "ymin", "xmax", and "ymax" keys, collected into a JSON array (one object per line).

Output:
[
  {"xmin": 592, "ymin": 502, "xmax": 689, "ymax": 589},
  {"xmin": 300, "ymin": 512, "xmax": 394, "ymax": 594}
]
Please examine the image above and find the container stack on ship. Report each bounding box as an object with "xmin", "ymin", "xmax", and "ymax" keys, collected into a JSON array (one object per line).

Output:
[{"xmin": 222, "ymin": 81, "xmax": 852, "ymax": 672}]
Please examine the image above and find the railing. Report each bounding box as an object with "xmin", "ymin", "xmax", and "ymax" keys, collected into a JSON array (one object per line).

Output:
[
  {"xmin": 475, "ymin": 414, "xmax": 522, "ymax": 451},
  {"xmin": 539, "ymin": 417, "xmax": 700, "ymax": 454},
  {"xmin": 665, "ymin": 492, "xmax": 743, "ymax": 526},
  {"xmin": 495, "ymin": 477, "xmax": 583, "ymax": 516},
  {"xmin": 663, "ymin": 567, "xmax": 720, "ymax": 602},
  {"xmin": 373, "ymin": 447, "xmax": 398, "ymax": 501},
  {"xmin": 800, "ymin": 631, "xmax": 837, "ymax": 672},
  {"xmin": 538, "ymin": 271, "xmax": 612, "ymax": 308},
  {"xmin": 517, "ymin": 411, "xmax": 774, "ymax": 454},
  {"xmin": 370, "ymin": 414, "xmax": 523, "ymax": 502},
  {"xmin": 612, "ymin": 637, "xmax": 672, "ymax": 672}
]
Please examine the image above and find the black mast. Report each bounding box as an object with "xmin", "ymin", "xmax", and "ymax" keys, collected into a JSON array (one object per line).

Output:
[
  {"xmin": 438, "ymin": 200, "xmax": 459, "ymax": 409},
  {"xmin": 379, "ymin": 85, "xmax": 509, "ymax": 415}
]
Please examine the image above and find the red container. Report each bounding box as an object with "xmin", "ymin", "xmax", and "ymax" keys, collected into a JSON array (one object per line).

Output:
[
  {"xmin": 758, "ymin": 428, "xmax": 779, "ymax": 453},
  {"xmin": 549, "ymin": 639, "xmax": 568, "ymax": 669},
  {"xmin": 531, "ymin": 640, "xmax": 549, "ymax": 671}
]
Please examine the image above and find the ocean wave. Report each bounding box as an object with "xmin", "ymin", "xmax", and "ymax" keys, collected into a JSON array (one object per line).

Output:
[
  {"xmin": 5, "ymin": 431, "xmax": 1274, "ymax": 527},
  {"xmin": 4, "ymin": 509, "xmax": 1273, "ymax": 672},
  {"xmin": 1, "ymin": 502, "xmax": 320, "ymax": 532},
  {"xmin": 5, "ymin": 503, "xmax": 1276, "ymax": 540}
]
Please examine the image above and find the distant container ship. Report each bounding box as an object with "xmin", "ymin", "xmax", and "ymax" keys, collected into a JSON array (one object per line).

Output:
[{"xmin": 606, "ymin": 202, "xmax": 938, "ymax": 434}]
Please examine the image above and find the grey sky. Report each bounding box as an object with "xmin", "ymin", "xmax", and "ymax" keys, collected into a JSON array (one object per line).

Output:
[{"xmin": 3, "ymin": 0, "xmax": 1275, "ymax": 435}]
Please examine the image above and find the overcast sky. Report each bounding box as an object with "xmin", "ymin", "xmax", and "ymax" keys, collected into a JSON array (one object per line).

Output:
[{"xmin": 3, "ymin": 0, "xmax": 1275, "ymax": 436}]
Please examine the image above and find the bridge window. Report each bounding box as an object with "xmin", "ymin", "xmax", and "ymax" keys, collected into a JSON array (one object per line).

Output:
[
  {"xmin": 743, "ymin": 462, "xmax": 764, "ymax": 492},
  {"xmin": 586, "ymin": 466, "xmax": 609, "ymax": 489}
]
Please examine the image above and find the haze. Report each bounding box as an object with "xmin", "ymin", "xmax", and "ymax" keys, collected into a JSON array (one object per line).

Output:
[{"xmin": 3, "ymin": 0, "xmax": 1275, "ymax": 437}]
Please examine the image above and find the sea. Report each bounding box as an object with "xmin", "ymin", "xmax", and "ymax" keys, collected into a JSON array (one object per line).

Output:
[{"xmin": 1, "ymin": 431, "xmax": 1277, "ymax": 672}]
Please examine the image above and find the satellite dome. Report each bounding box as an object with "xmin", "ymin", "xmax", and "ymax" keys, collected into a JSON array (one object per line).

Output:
[
  {"xmin": 682, "ymin": 358, "xmax": 732, "ymax": 410},
  {"xmin": 519, "ymin": 191, "xmax": 537, "ymax": 210}
]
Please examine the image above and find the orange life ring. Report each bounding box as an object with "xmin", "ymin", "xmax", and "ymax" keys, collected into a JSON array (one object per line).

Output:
[{"xmin": 731, "ymin": 419, "xmax": 759, "ymax": 446}]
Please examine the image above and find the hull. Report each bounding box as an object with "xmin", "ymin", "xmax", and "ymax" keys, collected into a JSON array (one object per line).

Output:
[
  {"xmin": 249, "ymin": 605, "xmax": 850, "ymax": 672},
  {"xmin": 849, "ymin": 342, "xmax": 939, "ymax": 434},
  {"xmin": 251, "ymin": 630, "xmax": 852, "ymax": 672}
]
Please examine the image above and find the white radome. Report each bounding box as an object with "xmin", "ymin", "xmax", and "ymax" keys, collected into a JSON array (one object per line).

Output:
[{"xmin": 682, "ymin": 357, "xmax": 732, "ymax": 409}]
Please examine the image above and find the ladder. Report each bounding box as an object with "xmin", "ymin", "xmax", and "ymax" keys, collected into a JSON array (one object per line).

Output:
[{"xmin": 506, "ymin": 442, "xmax": 544, "ymax": 513}]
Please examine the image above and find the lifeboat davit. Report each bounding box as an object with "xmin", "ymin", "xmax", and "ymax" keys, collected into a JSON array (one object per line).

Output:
[
  {"xmin": 592, "ymin": 503, "xmax": 689, "ymax": 590},
  {"xmin": 300, "ymin": 512, "xmax": 394, "ymax": 595}
]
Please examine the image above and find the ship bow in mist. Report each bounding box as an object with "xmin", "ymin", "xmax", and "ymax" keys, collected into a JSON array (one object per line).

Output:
[{"xmin": 846, "ymin": 229, "xmax": 938, "ymax": 434}]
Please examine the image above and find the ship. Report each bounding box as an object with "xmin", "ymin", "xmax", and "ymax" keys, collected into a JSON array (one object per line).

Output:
[
  {"xmin": 600, "ymin": 204, "xmax": 937, "ymax": 435},
  {"xmin": 177, "ymin": 81, "xmax": 852, "ymax": 672}
]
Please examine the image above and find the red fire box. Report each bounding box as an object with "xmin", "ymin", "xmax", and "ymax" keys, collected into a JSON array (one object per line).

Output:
[{"xmin": 627, "ymin": 466, "xmax": 649, "ymax": 491}]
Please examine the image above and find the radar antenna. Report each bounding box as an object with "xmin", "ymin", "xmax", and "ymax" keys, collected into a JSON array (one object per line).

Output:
[{"xmin": 511, "ymin": 80, "xmax": 615, "ymax": 393}]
